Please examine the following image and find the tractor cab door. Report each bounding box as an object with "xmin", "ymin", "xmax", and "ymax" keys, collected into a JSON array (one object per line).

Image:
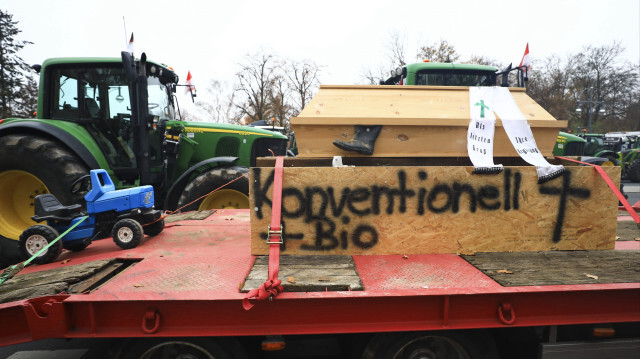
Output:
[{"xmin": 49, "ymin": 65, "xmax": 139, "ymax": 184}]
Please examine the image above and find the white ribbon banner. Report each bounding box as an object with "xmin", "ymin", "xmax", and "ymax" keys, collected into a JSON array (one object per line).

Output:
[
  {"xmin": 467, "ymin": 87, "xmax": 503, "ymax": 174},
  {"xmin": 468, "ymin": 87, "xmax": 564, "ymax": 183}
]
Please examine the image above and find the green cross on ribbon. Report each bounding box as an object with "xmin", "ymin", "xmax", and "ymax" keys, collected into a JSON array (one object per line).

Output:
[{"xmin": 474, "ymin": 100, "xmax": 490, "ymax": 118}]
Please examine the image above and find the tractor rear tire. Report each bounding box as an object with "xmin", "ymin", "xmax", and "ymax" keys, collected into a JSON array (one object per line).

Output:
[
  {"xmin": 0, "ymin": 134, "xmax": 88, "ymax": 265},
  {"xmin": 112, "ymin": 219, "xmax": 144, "ymax": 249},
  {"xmin": 18, "ymin": 225, "xmax": 62, "ymax": 265},
  {"xmin": 628, "ymin": 159, "xmax": 640, "ymax": 182},
  {"xmin": 177, "ymin": 166, "xmax": 250, "ymax": 212}
]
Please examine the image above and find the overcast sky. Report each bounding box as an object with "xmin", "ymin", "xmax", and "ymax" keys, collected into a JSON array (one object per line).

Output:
[{"xmin": 3, "ymin": 0, "xmax": 639, "ymax": 97}]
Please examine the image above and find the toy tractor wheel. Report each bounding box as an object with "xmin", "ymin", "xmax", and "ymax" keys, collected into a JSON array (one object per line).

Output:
[
  {"xmin": 177, "ymin": 166, "xmax": 250, "ymax": 211},
  {"xmin": 112, "ymin": 219, "xmax": 144, "ymax": 249},
  {"xmin": 628, "ymin": 159, "xmax": 640, "ymax": 182},
  {"xmin": 143, "ymin": 219, "xmax": 165, "ymax": 237},
  {"xmin": 18, "ymin": 225, "xmax": 62, "ymax": 265}
]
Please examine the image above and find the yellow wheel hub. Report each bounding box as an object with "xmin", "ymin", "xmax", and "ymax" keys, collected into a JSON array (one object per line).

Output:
[
  {"xmin": 0, "ymin": 170, "xmax": 49, "ymax": 240},
  {"xmin": 198, "ymin": 189, "xmax": 249, "ymax": 210}
]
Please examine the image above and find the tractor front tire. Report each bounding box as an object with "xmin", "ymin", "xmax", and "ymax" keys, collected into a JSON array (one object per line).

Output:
[
  {"xmin": 112, "ymin": 219, "xmax": 144, "ymax": 249},
  {"xmin": 0, "ymin": 134, "xmax": 88, "ymax": 265},
  {"xmin": 177, "ymin": 166, "xmax": 250, "ymax": 211},
  {"xmin": 18, "ymin": 225, "xmax": 62, "ymax": 265},
  {"xmin": 628, "ymin": 159, "xmax": 640, "ymax": 182}
]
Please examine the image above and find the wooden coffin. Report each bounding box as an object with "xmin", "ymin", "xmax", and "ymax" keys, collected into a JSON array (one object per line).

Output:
[{"xmin": 290, "ymin": 85, "xmax": 566, "ymax": 158}]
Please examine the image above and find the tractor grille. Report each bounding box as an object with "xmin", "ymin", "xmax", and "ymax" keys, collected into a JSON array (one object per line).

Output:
[
  {"xmin": 563, "ymin": 141, "xmax": 585, "ymax": 156},
  {"xmin": 251, "ymin": 137, "xmax": 287, "ymax": 166}
]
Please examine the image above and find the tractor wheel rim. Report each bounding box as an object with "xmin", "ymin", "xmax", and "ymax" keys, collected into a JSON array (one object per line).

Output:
[
  {"xmin": 198, "ymin": 189, "xmax": 249, "ymax": 210},
  {"xmin": 25, "ymin": 235, "xmax": 48, "ymax": 257},
  {"xmin": 117, "ymin": 227, "xmax": 134, "ymax": 243},
  {"xmin": 0, "ymin": 170, "xmax": 49, "ymax": 240}
]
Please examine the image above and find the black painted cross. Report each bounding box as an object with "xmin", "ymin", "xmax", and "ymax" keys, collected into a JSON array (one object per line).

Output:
[
  {"xmin": 539, "ymin": 170, "xmax": 591, "ymax": 243},
  {"xmin": 474, "ymin": 100, "xmax": 490, "ymax": 118}
]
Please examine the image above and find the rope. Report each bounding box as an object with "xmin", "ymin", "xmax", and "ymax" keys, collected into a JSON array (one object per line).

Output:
[{"xmin": 143, "ymin": 172, "xmax": 250, "ymax": 227}]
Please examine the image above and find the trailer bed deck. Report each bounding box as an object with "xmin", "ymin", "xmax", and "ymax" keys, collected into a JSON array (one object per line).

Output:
[{"xmin": 0, "ymin": 209, "xmax": 638, "ymax": 347}]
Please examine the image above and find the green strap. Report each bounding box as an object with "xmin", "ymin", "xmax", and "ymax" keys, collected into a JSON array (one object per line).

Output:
[{"xmin": 0, "ymin": 216, "xmax": 89, "ymax": 286}]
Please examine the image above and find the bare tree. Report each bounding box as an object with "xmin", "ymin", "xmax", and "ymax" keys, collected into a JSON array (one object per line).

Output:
[
  {"xmin": 283, "ymin": 59, "xmax": 320, "ymax": 115},
  {"xmin": 194, "ymin": 79, "xmax": 237, "ymax": 123},
  {"xmin": 360, "ymin": 30, "xmax": 408, "ymax": 85},
  {"xmin": 270, "ymin": 73, "xmax": 291, "ymax": 129},
  {"xmin": 416, "ymin": 39, "xmax": 461, "ymax": 63},
  {"xmin": 387, "ymin": 31, "xmax": 407, "ymax": 68},
  {"xmin": 527, "ymin": 54, "xmax": 578, "ymax": 124},
  {"xmin": 527, "ymin": 42, "xmax": 640, "ymax": 132},
  {"xmin": 234, "ymin": 51, "xmax": 278, "ymax": 124}
]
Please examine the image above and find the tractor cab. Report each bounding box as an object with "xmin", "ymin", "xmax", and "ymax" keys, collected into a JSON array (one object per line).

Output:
[{"xmin": 40, "ymin": 54, "xmax": 180, "ymax": 186}]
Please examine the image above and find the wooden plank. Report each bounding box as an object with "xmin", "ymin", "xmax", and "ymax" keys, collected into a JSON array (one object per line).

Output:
[
  {"xmin": 462, "ymin": 250, "xmax": 640, "ymax": 286},
  {"xmin": 241, "ymin": 255, "xmax": 363, "ymax": 292},
  {"xmin": 290, "ymin": 85, "xmax": 565, "ymax": 158},
  {"xmin": 250, "ymin": 166, "xmax": 620, "ymax": 255},
  {"xmin": 165, "ymin": 210, "xmax": 216, "ymax": 223},
  {"xmin": 0, "ymin": 259, "xmax": 117, "ymax": 304},
  {"xmin": 255, "ymin": 156, "xmax": 560, "ymax": 168}
]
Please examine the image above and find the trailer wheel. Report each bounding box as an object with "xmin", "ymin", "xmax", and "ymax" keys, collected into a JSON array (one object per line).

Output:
[
  {"xmin": 628, "ymin": 159, "xmax": 640, "ymax": 182},
  {"xmin": 120, "ymin": 337, "xmax": 247, "ymax": 359},
  {"xmin": 112, "ymin": 219, "xmax": 143, "ymax": 249},
  {"xmin": 18, "ymin": 225, "xmax": 62, "ymax": 265},
  {"xmin": 0, "ymin": 134, "xmax": 88, "ymax": 265},
  {"xmin": 177, "ymin": 166, "xmax": 250, "ymax": 211},
  {"xmin": 143, "ymin": 219, "xmax": 165, "ymax": 237},
  {"xmin": 362, "ymin": 330, "xmax": 498, "ymax": 359}
]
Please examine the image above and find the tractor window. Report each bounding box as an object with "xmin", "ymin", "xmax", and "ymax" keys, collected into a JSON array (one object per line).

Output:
[
  {"xmin": 49, "ymin": 65, "xmax": 137, "ymax": 169},
  {"xmin": 54, "ymin": 76, "xmax": 79, "ymax": 119},
  {"xmin": 147, "ymin": 77, "xmax": 176, "ymax": 123},
  {"xmin": 415, "ymin": 70, "xmax": 497, "ymax": 87}
]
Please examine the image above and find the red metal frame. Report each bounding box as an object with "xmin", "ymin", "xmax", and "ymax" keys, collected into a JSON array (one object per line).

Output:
[{"xmin": 1, "ymin": 209, "xmax": 638, "ymax": 347}]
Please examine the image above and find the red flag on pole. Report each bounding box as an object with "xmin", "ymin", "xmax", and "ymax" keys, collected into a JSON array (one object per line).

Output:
[
  {"xmin": 519, "ymin": 43, "xmax": 531, "ymax": 72},
  {"xmin": 185, "ymin": 71, "xmax": 194, "ymax": 94},
  {"xmin": 126, "ymin": 33, "xmax": 134, "ymax": 55}
]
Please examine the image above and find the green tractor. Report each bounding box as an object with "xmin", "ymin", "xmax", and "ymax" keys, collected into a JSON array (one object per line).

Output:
[
  {"xmin": 381, "ymin": 61, "xmax": 504, "ymax": 87},
  {"xmin": 553, "ymin": 131, "xmax": 587, "ymax": 157},
  {"xmin": 593, "ymin": 133, "xmax": 640, "ymax": 181},
  {"xmin": 0, "ymin": 52, "xmax": 287, "ymax": 266}
]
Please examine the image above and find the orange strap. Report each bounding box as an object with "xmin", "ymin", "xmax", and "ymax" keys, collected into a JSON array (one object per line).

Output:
[
  {"xmin": 243, "ymin": 156, "xmax": 285, "ymax": 310},
  {"xmin": 556, "ymin": 156, "xmax": 639, "ymax": 224}
]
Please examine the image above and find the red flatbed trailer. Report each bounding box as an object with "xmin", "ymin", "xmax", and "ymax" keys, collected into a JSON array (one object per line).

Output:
[{"xmin": 0, "ymin": 209, "xmax": 639, "ymax": 358}]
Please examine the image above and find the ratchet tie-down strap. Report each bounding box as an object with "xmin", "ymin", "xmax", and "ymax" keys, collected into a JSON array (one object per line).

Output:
[{"xmin": 243, "ymin": 156, "xmax": 285, "ymax": 310}]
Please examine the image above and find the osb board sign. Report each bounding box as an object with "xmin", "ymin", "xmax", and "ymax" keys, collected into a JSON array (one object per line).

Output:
[
  {"xmin": 290, "ymin": 85, "xmax": 566, "ymax": 158},
  {"xmin": 250, "ymin": 166, "xmax": 620, "ymax": 255}
]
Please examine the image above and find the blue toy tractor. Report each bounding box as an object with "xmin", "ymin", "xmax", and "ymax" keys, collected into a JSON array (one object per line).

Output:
[{"xmin": 19, "ymin": 169, "xmax": 164, "ymax": 264}]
